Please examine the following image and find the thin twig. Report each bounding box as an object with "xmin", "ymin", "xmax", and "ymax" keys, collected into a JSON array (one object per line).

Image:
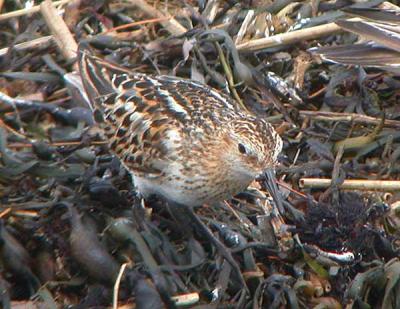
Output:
[
  {"xmin": 171, "ymin": 293, "xmax": 200, "ymax": 307},
  {"xmin": 0, "ymin": 0, "xmax": 71, "ymax": 22},
  {"xmin": 308, "ymin": 86, "xmax": 327, "ymax": 99},
  {"xmin": 194, "ymin": 46, "xmax": 226, "ymax": 87},
  {"xmin": 8, "ymin": 140, "xmax": 107, "ymax": 149},
  {"xmin": 40, "ymin": 0, "xmax": 78, "ymax": 65},
  {"xmin": 10, "ymin": 210, "xmax": 39, "ymax": 218},
  {"xmin": 299, "ymin": 110, "xmax": 400, "ymax": 129},
  {"xmin": 235, "ymin": 9, "xmax": 254, "ymax": 45},
  {"xmin": 0, "ymin": 118, "xmax": 27, "ymax": 139},
  {"xmin": 102, "ymin": 16, "xmax": 171, "ymax": 33},
  {"xmin": 0, "ymin": 208, "xmax": 11, "ymax": 219},
  {"xmin": 125, "ymin": 0, "xmax": 187, "ymax": 36},
  {"xmin": 300, "ymin": 178, "xmax": 400, "ymax": 191},
  {"xmin": 113, "ymin": 263, "xmax": 128, "ymax": 309},
  {"xmin": 215, "ymin": 42, "xmax": 247, "ymax": 111},
  {"xmin": 334, "ymin": 113, "xmax": 385, "ymax": 153},
  {"xmin": 276, "ymin": 181, "xmax": 308, "ymax": 198},
  {"xmin": 0, "ymin": 36, "xmax": 53, "ymax": 57},
  {"xmin": 236, "ymin": 18, "xmax": 361, "ymax": 52}
]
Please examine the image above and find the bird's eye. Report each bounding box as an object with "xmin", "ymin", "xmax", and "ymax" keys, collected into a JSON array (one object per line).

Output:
[{"xmin": 238, "ymin": 143, "xmax": 247, "ymax": 154}]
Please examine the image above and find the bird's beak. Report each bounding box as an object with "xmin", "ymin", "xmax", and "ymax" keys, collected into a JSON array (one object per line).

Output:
[{"xmin": 259, "ymin": 169, "xmax": 285, "ymax": 215}]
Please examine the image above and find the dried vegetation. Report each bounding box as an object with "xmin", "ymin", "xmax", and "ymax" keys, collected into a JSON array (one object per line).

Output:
[{"xmin": 0, "ymin": 0, "xmax": 400, "ymax": 308}]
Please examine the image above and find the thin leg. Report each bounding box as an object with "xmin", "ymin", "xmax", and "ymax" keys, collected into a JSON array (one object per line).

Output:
[{"xmin": 178, "ymin": 203, "xmax": 249, "ymax": 292}]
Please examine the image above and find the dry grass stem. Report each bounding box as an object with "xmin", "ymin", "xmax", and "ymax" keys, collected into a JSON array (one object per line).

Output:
[
  {"xmin": 171, "ymin": 292, "xmax": 200, "ymax": 307},
  {"xmin": 102, "ymin": 16, "xmax": 171, "ymax": 34},
  {"xmin": 0, "ymin": 0, "xmax": 71, "ymax": 22},
  {"xmin": 0, "ymin": 36, "xmax": 53, "ymax": 57},
  {"xmin": 113, "ymin": 263, "xmax": 128, "ymax": 309},
  {"xmin": 237, "ymin": 18, "xmax": 361, "ymax": 52},
  {"xmin": 300, "ymin": 178, "xmax": 400, "ymax": 191},
  {"xmin": 125, "ymin": 0, "xmax": 187, "ymax": 36},
  {"xmin": 300, "ymin": 110, "xmax": 400, "ymax": 129},
  {"xmin": 214, "ymin": 42, "xmax": 247, "ymax": 110},
  {"xmin": 40, "ymin": 0, "xmax": 78, "ymax": 64},
  {"xmin": 2, "ymin": 1, "xmax": 400, "ymax": 306},
  {"xmin": 235, "ymin": 9, "xmax": 255, "ymax": 45}
]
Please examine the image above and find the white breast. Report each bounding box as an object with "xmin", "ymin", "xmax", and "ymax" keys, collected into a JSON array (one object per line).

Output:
[
  {"xmin": 132, "ymin": 159, "xmax": 255, "ymax": 206},
  {"xmin": 132, "ymin": 171, "xmax": 201, "ymax": 206}
]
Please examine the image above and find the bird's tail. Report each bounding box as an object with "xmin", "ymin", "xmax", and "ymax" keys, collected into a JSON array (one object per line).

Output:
[
  {"xmin": 77, "ymin": 42, "xmax": 136, "ymax": 143},
  {"xmin": 77, "ymin": 42, "xmax": 130, "ymax": 112}
]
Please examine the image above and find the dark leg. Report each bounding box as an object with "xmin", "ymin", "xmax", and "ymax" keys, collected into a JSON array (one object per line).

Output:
[{"xmin": 172, "ymin": 202, "xmax": 248, "ymax": 292}]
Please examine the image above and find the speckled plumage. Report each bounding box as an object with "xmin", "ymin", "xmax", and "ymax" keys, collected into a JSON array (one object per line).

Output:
[{"xmin": 78, "ymin": 48, "xmax": 282, "ymax": 206}]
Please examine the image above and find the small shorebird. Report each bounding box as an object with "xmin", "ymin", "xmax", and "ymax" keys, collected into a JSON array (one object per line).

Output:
[
  {"xmin": 78, "ymin": 43, "xmax": 282, "ymax": 287},
  {"xmin": 78, "ymin": 45, "xmax": 282, "ymax": 206}
]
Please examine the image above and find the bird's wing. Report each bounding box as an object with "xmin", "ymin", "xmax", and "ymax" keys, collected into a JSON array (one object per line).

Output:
[{"xmin": 78, "ymin": 45, "xmax": 239, "ymax": 176}]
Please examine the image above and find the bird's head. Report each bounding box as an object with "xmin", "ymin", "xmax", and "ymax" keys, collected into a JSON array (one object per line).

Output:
[{"xmin": 223, "ymin": 117, "xmax": 282, "ymax": 180}]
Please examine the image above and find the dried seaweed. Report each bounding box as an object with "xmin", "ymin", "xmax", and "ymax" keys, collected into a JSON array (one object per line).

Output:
[{"xmin": 1, "ymin": 0, "xmax": 400, "ymax": 308}]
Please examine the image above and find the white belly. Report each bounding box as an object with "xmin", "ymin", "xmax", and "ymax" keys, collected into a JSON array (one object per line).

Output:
[
  {"xmin": 132, "ymin": 174, "xmax": 199, "ymax": 206},
  {"xmin": 132, "ymin": 166, "xmax": 254, "ymax": 207}
]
